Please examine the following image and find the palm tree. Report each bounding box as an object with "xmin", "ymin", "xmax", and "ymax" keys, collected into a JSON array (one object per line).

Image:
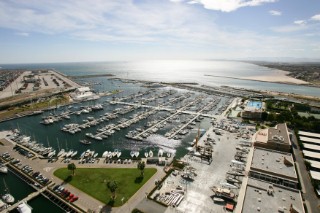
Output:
[
  {"xmin": 67, "ymin": 163, "xmax": 76, "ymax": 176},
  {"xmin": 137, "ymin": 161, "xmax": 145, "ymax": 177},
  {"xmin": 107, "ymin": 180, "xmax": 118, "ymax": 201}
]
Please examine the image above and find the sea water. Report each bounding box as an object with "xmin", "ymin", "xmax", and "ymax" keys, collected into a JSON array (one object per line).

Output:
[{"xmin": 1, "ymin": 60, "xmax": 320, "ymax": 97}]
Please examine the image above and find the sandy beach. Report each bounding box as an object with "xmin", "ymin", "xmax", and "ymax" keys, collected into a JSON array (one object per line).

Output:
[{"xmin": 242, "ymin": 70, "xmax": 309, "ymax": 85}]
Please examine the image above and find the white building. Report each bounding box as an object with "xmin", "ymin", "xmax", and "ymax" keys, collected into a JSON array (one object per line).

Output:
[{"xmin": 70, "ymin": 87, "xmax": 99, "ymax": 101}]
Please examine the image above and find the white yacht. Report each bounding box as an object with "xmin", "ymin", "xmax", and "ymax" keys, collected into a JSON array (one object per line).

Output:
[
  {"xmin": 17, "ymin": 201, "xmax": 32, "ymax": 213},
  {"xmin": 71, "ymin": 151, "xmax": 78, "ymax": 158},
  {"xmin": 47, "ymin": 150, "xmax": 56, "ymax": 158},
  {"xmin": 102, "ymin": 151, "xmax": 108, "ymax": 158},
  {"xmin": 157, "ymin": 149, "xmax": 163, "ymax": 157},
  {"xmin": 2, "ymin": 179, "xmax": 14, "ymax": 204},
  {"xmin": 149, "ymin": 150, "xmax": 153, "ymax": 158},
  {"xmin": 0, "ymin": 165, "xmax": 8, "ymax": 174},
  {"xmin": 2, "ymin": 193, "xmax": 14, "ymax": 204},
  {"xmin": 57, "ymin": 149, "xmax": 65, "ymax": 157},
  {"xmin": 117, "ymin": 151, "xmax": 121, "ymax": 158}
]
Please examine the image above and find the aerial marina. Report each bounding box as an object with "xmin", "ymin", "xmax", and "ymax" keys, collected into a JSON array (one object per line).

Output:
[
  {"xmin": 0, "ymin": 68, "xmax": 240, "ymax": 212},
  {"xmin": 1, "ymin": 0, "xmax": 320, "ymax": 212},
  {"xmin": 0, "ymin": 60, "xmax": 319, "ymax": 213}
]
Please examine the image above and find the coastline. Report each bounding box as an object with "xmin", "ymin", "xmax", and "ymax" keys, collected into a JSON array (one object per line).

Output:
[{"xmin": 204, "ymin": 70, "xmax": 312, "ymax": 86}]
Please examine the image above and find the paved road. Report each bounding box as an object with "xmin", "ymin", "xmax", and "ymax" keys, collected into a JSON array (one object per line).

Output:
[{"xmin": 292, "ymin": 132, "xmax": 320, "ymax": 213}]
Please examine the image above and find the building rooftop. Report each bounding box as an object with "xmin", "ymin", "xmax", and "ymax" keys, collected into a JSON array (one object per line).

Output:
[
  {"xmin": 251, "ymin": 148, "xmax": 297, "ymax": 180},
  {"xmin": 300, "ymin": 136, "xmax": 320, "ymax": 145},
  {"xmin": 302, "ymin": 150, "xmax": 320, "ymax": 160},
  {"xmin": 310, "ymin": 170, "xmax": 320, "ymax": 181},
  {"xmin": 254, "ymin": 128, "xmax": 268, "ymax": 143},
  {"xmin": 303, "ymin": 143, "xmax": 320, "ymax": 151},
  {"xmin": 298, "ymin": 131, "xmax": 320, "ymax": 139},
  {"xmin": 267, "ymin": 123, "xmax": 291, "ymax": 145},
  {"xmin": 242, "ymin": 178, "xmax": 305, "ymax": 213},
  {"xmin": 253, "ymin": 123, "xmax": 291, "ymax": 147},
  {"xmin": 309, "ymin": 160, "xmax": 320, "ymax": 170}
]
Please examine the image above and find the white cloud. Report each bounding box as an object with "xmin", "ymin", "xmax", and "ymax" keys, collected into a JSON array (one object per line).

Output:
[
  {"xmin": 269, "ymin": 10, "xmax": 281, "ymax": 16},
  {"xmin": 310, "ymin": 14, "xmax": 320, "ymax": 21},
  {"xmin": 0, "ymin": 0, "xmax": 318, "ymax": 61},
  {"xmin": 181, "ymin": 0, "xmax": 278, "ymax": 12},
  {"xmin": 272, "ymin": 24, "xmax": 307, "ymax": 33},
  {"xmin": 15, "ymin": 32, "xmax": 29, "ymax": 36},
  {"xmin": 187, "ymin": 1, "xmax": 199, "ymax": 5},
  {"xmin": 294, "ymin": 20, "xmax": 307, "ymax": 25}
]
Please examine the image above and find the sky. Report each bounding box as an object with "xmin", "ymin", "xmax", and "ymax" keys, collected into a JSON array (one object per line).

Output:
[{"xmin": 0, "ymin": 0, "xmax": 319, "ymax": 63}]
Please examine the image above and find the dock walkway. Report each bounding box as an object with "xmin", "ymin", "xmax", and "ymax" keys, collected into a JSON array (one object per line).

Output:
[{"xmin": 4, "ymin": 186, "xmax": 48, "ymax": 212}]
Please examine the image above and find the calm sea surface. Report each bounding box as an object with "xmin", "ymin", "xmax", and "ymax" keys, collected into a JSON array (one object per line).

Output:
[{"xmin": 1, "ymin": 60, "xmax": 320, "ymax": 97}]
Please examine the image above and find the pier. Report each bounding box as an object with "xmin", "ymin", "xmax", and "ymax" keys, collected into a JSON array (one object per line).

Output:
[
  {"xmin": 1, "ymin": 161, "xmax": 84, "ymax": 213},
  {"xmin": 109, "ymin": 95, "xmax": 218, "ymax": 140},
  {"xmin": 4, "ymin": 186, "xmax": 48, "ymax": 212}
]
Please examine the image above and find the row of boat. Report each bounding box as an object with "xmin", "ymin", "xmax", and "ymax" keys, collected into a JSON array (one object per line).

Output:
[
  {"xmin": 41, "ymin": 104, "xmax": 103, "ymax": 125},
  {"xmin": 57, "ymin": 149, "xmax": 78, "ymax": 158},
  {"xmin": 7, "ymin": 132, "xmax": 56, "ymax": 158}
]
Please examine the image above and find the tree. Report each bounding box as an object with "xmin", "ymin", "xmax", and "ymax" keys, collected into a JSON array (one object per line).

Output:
[
  {"xmin": 67, "ymin": 163, "xmax": 76, "ymax": 176},
  {"xmin": 137, "ymin": 161, "xmax": 145, "ymax": 177},
  {"xmin": 107, "ymin": 180, "xmax": 118, "ymax": 201}
]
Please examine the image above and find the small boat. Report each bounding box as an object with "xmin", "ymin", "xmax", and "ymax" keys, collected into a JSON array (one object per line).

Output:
[
  {"xmin": 149, "ymin": 150, "xmax": 153, "ymax": 157},
  {"xmin": 94, "ymin": 136, "xmax": 103, "ymax": 141},
  {"xmin": 211, "ymin": 186, "xmax": 235, "ymax": 200},
  {"xmin": 220, "ymin": 182, "xmax": 238, "ymax": 189},
  {"xmin": 0, "ymin": 165, "xmax": 8, "ymax": 174},
  {"xmin": 60, "ymin": 151, "xmax": 67, "ymax": 158},
  {"xmin": 102, "ymin": 151, "xmax": 109, "ymax": 158},
  {"xmin": 93, "ymin": 153, "xmax": 98, "ymax": 158},
  {"xmin": 57, "ymin": 149, "xmax": 65, "ymax": 157},
  {"xmin": 66, "ymin": 150, "xmax": 74, "ymax": 158},
  {"xmin": 144, "ymin": 152, "xmax": 149, "ymax": 158},
  {"xmin": 2, "ymin": 179, "xmax": 14, "ymax": 204},
  {"xmin": 158, "ymin": 149, "xmax": 163, "ymax": 157},
  {"xmin": 80, "ymin": 139, "xmax": 91, "ymax": 145},
  {"xmin": 226, "ymin": 176, "xmax": 241, "ymax": 184},
  {"xmin": 47, "ymin": 150, "xmax": 56, "ymax": 158},
  {"xmin": 80, "ymin": 152, "xmax": 85, "ymax": 158},
  {"xmin": 2, "ymin": 194, "xmax": 14, "ymax": 204},
  {"xmin": 181, "ymin": 173, "xmax": 194, "ymax": 181},
  {"xmin": 17, "ymin": 201, "xmax": 32, "ymax": 213},
  {"xmin": 117, "ymin": 151, "xmax": 121, "ymax": 158},
  {"xmin": 130, "ymin": 151, "xmax": 135, "ymax": 158},
  {"xmin": 213, "ymin": 197, "xmax": 225, "ymax": 203},
  {"xmin": 135, "ymin": 151, "xmax": 140, "ymax": 158},
  {"xmin": 71, "ymin": 151, "xmax": 78, "ymax": 158}
]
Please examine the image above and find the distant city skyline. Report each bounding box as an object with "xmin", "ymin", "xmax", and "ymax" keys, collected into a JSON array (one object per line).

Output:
[{"xmin": 0, "ymin": 0, "xmax": 319, "ymax": 64}]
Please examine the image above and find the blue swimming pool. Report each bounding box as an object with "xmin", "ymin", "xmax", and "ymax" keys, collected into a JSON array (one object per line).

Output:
[{"xmin": 247, "ymin": 101, "xmax": 262, "ymax": 109}]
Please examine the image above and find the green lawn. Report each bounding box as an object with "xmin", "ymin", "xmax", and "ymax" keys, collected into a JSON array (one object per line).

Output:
[{"xmin": 54, "ymin": 168, "xmax": 157, "ymax": 207}]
